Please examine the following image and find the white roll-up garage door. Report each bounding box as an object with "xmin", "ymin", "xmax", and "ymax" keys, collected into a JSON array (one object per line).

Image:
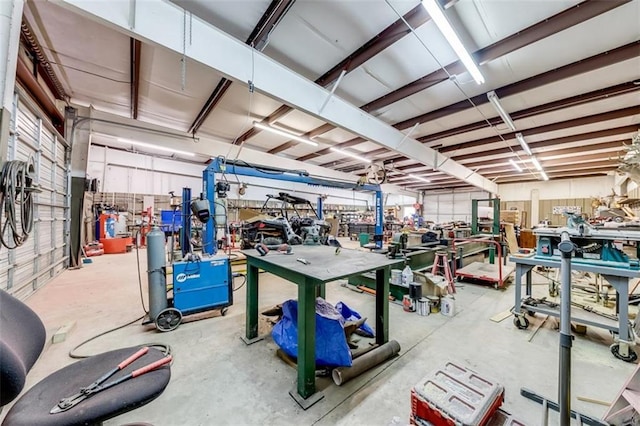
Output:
[{"xmin": 0, "ymin": 92, "xmax": 70, "ymax": 299}]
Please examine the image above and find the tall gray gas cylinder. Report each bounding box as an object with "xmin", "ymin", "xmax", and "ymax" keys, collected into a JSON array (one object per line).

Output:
[{"xmin": 147, "ymin": 226, "xmax": 168, "ymax": 320}]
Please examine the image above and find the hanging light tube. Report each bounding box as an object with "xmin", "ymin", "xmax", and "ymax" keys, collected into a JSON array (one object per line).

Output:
[
  {"xmin": 509, "ymin": 159, "xmax": 522, "ymax": 172},
  {"xmin": 329, "ymin": 147, "xmax": 371, "ymax": 164},
  {"xmin": 253, "ymin": 121, "xmax": 318, "ymax": 146},
  {"xmin": 487, "ymin": 91, "xmax": 516, "ymax": 131},
  {"xmin": 421, "ymin": 0, "xmax": 485, "ymax": 85},
  {"xmin": 540, "ymin": 170, "xmax": 549, "ymax": 181},
  {"xmin": 117, "ymin": 138, "xmax": 195, "ymax": 157},
  {"xmin": 515, "ymin": 133, "xmax": 532, "ymax": 155},
  {"xmin": 531, "ymin": 157, "xmax": 543, "ymax": 171},
  {"xmin": 408, "ymin": 174, "xmax": 431, "ymax": 183}
]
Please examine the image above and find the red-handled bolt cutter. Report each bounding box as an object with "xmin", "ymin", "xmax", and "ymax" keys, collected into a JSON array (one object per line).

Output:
[{"xmin": 50, "ymin": 347, "xmax": 172, "ymax": 414}]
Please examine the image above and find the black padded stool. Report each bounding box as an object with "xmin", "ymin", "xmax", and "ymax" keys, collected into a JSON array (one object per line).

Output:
[{"xmin": 0, "ymin": 290, "xmax": 171, "ymax": 426}]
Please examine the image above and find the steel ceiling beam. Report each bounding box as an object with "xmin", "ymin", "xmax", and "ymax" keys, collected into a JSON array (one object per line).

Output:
[
  {"xmin": 299, "ymin": 40, "xmax": 640, "ymax": 163},
  {"xmin": 420, "ymin": 81, "xmax": 639, "ymax": 143},
  {"xmin": 437, "ymin": 106, "xmax": 640, "ymax": 153},
  {"xmin": 362, "ymin": 0, "xmax": 629, "ymax": 114},
  {"xmin": 450, "ymin": 125, "xmax": 638, "ymax": 162},
  {"xmin": 395, "ymin": 41, "xmax": 640, "ymax": 132},
  {"xmin": 129, "ymin": 38, "xmax": 141, "ymax": 119},
  {"xmin": 188, "ymin": 0, "xmax": 295, "ymax": 134},
  {"xmin": 389, "ymin": 140, "xmax": 627, "ymax": 174},
  {"xmin": 319, "ymin": 80, "xmax": 637, "ymax": 169},
  {"xmin": 246, "ymin": 2, "xmax": 433, "ymax": 150},
  {"xmin": 56, "ymin": 0, "xmax": 497, "ymax": 192},
  {"xmin": 284, "ymin": 0, "xmax": 626, "ymax": 158}
]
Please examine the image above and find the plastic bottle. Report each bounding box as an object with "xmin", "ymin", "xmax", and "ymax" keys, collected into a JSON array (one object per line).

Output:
[
  {"xmin": 441, "ymin": 296, "xmax": 455, "ymax": 317},
  {"xmin": 401, "ymin": 265, "xmax": 413, "ymax": 287}
]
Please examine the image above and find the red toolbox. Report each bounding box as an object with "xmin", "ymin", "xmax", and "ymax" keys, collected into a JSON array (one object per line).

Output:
[{"xmin": 411, "ymin": 362, "xmax": 504, "ymax": 426}]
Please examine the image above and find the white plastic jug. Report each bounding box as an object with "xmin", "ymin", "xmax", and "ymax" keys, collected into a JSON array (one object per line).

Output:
[
  {"xmin": 401, "ymin": 266, "xmax": 413, "ymax": 287},
  {"xmin": 441, "ymin": 296, "xmax": 455, "ymax": 317}
]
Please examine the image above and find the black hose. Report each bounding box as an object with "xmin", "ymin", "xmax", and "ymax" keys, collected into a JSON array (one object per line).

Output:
[{"xmin": 0, "ymin": 159, "xmax": 36, "ymax": 250}]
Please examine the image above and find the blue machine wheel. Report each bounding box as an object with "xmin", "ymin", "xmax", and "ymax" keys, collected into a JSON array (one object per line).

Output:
[
  {"xmin": 220, "ymin": 307, "xmax": 229, "ymax": 316},
  {"xmin": 156, "ymin": 307, "xmax": 182, "ymax": 332}
]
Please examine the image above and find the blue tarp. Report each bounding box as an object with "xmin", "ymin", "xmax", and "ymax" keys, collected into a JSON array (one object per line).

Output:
[
  {"xmin": 272, "ymin": 298, "xmax": 352, "ymax": 367},
  {"xmin": 272, "ymin": 299, "xmax": 376, "ymax": 367}
]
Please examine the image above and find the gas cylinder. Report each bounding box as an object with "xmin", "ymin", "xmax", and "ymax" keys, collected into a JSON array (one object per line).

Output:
[{"xmin": 147, "ymin": 226, "xmax": 168, "ymax": 321}]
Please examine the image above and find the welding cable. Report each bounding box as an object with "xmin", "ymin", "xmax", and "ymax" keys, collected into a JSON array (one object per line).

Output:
[
  {"xmin": 68, "ymin": 315, "xmax": 173, "ymax": 359},
  {"xmin": 232, "ymin": 272, "xmax": 247, "ymax": 291},
  {"xmin": 0, "ymin": 159, "xmax": 36, "ymax": 250}
]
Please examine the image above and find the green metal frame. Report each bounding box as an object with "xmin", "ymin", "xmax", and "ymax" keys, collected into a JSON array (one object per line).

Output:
[
  {"xmin": 471, "ymin": 198, "xmax": 500, "ymax": 235},
  {"xmin": 244, "ymin": 256, "xmax": 390, "ymax": 404}
]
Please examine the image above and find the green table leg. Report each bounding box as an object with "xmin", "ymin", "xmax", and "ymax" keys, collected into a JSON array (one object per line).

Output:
[
  {"xmin": 316, "ymin": 283, "xmax": 326, "ymax": 299},
  {"xmin": 375, "ymin": 267, "xmax": 390, "ymax": 345},
  {"xmin": 242, "ymin": 262, "xmax": 262, "ymax": 344},
  {"xmin": 298, "ymin": 277, "xmax": 317, "ymax": 398}
]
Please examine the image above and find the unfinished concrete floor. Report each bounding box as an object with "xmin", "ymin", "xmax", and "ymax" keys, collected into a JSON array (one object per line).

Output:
[{"xmin": 3, "ymin": 242, "xmax": 637, "ymax": 425}]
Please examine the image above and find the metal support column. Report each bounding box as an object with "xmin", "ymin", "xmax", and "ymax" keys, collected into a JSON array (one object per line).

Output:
[
  {"xmin": 180, "ymin": 187, "xmax": 191, "ymax": 256},
  {"xmin": 202, "ymin": 166, "xmax": 216, "ymax": 255},
  {"xmin": 558, "ymin": 232, "xmax": 575, "ymax": 426},
  {"xmin": 317, "ymin": 196, "xmax": 323, "ymax": 220},
  {"xmin": 375, "ymin": 266, "xmax": 390, "ymax": 345},
  {"xmin": 375, "ymin": 190, "xmax": 383, "ymax": 248}
]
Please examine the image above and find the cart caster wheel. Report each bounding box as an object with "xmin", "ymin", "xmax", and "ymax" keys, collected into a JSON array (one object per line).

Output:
[
  {"xmin": 493, "ymin": 283, "xmax": 498, "ymax": 290},
  {"xmin": 527, "ymin": 310, "xmax": 536, "ymax": 317},
  {"xmin": 456, "ymin": 276, "xmax": 462, "ymax": 282},
  {"xmin": 220, "ymin": 307, "xmax": 229, "ymax": 316},
  {"xmin": 155, "ymin": 307, "xmax": 182, "ymax": 332},
  {"xmin": 611, "ymin": 344, "xmax": 638, "ymax": 362},
  {"xmin": 514, "ymin": 316, "xmax": 529, "ymax": 330}
]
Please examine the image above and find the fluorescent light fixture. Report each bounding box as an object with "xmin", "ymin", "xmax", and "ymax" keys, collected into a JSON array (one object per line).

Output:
[
  {"xmin": 329, "ymin": 147, "xmax": 371, "ymax": 164},
  {"xmin": 408, "ymin": 174, "xmax": 431, "ymax": 183},
  {"xmin": 509, "ymin": 159, "xmax": 522, "ymax": 172},
  {"xmin": 421, "ymin": 0, "xmax": 484, "ymax": 85},
  {"xmin": 487, "ymin": 91, "xmax": 516, "ymax": 131},
  {"xmin": 515, "ymin": 133, "xmax": 532, "ymax": 155},
  {"xmin": 253, "ymin": 121, "xmax": 318, "ymax": 146},
  {"xmin": 117, "ymin": 138, "xmax": 195, "ymax": 157},
  {"xmin": 540, "ymin": 171, "xmax": 549, "ymax": 181},
  {"xmin": 531, "ymin": 157, "xmax": 543, "ymax": 171}
]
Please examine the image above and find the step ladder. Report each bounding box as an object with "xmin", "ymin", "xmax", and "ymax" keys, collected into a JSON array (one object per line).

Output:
[{"xmin": 432, "ymin": 251, "xmax": 455, "ymax": 294}]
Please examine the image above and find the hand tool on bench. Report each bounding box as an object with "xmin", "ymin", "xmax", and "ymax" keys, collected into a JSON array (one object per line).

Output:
[{"xmin": 50, "ymin": 347, "xmax": 172, "ymax": 414}]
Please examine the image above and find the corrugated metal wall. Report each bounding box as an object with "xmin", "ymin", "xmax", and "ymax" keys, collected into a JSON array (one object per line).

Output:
[
  {"xmin": 0, "ymin": 93, "xmax": 70, "ymax": 299},
  {"xmin": 424, "ymin": 190, "xmax": 490, "ymax": 223}
]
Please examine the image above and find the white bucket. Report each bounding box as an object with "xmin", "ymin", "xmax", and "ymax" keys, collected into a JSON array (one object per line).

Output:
[
  {"xmin": 390, "ymin": 269, "xmax": 402, "ymax": 285},
  {"xmin": 441, "ymin": 296, "xmax": 455, "ymax": 317}
]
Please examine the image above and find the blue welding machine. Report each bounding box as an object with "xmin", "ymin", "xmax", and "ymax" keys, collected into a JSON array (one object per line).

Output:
[{"xmin": 172, "ymin": 255, "xmax": 233, "ymax": 316}]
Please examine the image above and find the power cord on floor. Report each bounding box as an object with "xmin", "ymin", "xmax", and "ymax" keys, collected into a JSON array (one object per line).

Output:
[
  {"xmin": 233, "ymin": 272, "xmax": 247, "ymax": 291},
  {"xmin": 68, "ymin": 229, "xmax": 168, "ymax": 360}
]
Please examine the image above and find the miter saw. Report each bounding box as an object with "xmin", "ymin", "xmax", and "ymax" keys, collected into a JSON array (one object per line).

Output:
[{"xmin": 534, "ymin": 212, "xmax": 640, "ymax": 270}]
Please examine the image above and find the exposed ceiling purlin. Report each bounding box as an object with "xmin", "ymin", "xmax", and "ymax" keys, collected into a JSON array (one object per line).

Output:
[
  {"xmin": 420, "ymin": 81, "xmax": 640, "ymax": 143},
  {"xmin": 394, "ymin": 41, "xmax": 640, "ymax": 132},
  {"xmin": 436, "ymin": 105, "xmax": 640, "ymax": 153},
  {"xmin": 130, "ymin": 38, "xmax": 141, "ymax": 120},
  {"xmin": 253, "ymin": 2, "xmax": 435, "ymax": 152},
  {"xmin": 449, "ymin": 125, "xmax": 639, "ymax": 162},
  {"xmin": 188, "ymin": 0, "xmax": 296, "ymax": 134},
  {"xmin": 20, "ymin": 19, "xmax": 67, "ymax": 101},
  {"xmin": 361, "ymin": 0, "xmax": 629, "ymax": 114},
  {"xmin": 319, "ymin": 81, "xmax": 638, "ymax": 170},
  {"xmin": 298, "ymin": 32, "xmax": 636, "ymax": 164}
]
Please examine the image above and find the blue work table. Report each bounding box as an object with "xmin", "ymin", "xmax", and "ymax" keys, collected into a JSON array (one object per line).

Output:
[{"xmin": 241, "ymin": 245, "xmax": 402, "ymax": 408}]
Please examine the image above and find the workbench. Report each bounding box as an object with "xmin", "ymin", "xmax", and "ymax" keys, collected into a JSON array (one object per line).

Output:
[
  {"xmin": 511, "ymin": 255, "xmax": 640, "ymax": 361},
  {"xmin": 241, "ymin": 246, "xmax": 401, "ymax": 408}
]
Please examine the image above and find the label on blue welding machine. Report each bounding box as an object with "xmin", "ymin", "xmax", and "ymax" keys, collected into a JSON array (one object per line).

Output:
[{"xmin": 175, "ymin": 273, "xmax": 201, "ymax": 283}]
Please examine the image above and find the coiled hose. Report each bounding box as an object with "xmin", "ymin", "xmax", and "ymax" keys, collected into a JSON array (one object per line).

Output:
[{"xmin": 0, "ymin": 159, "xmax": 36, "ymax": 250}]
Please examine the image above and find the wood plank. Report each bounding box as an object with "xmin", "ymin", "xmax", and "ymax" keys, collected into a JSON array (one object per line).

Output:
[{"xmin": 490, "ymin": 309, "xmax": 513, "ymax": 323}]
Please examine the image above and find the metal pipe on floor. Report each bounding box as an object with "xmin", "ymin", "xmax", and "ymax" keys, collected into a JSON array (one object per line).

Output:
[{"xmin": 332, "ymin": 340, "xmax": 400, "ymax": 386}]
